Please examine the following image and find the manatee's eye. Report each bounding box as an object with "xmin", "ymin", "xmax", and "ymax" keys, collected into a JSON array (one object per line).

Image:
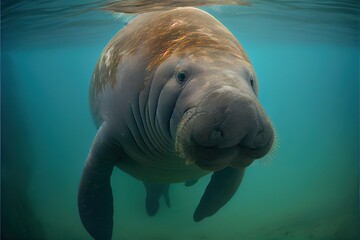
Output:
[
  {"xmin": 250, "ymin": 77, "xmax": 258, "ymax": 95},
  {"xmin": 176, "ymin": 71, "xmax": 187, "ymax": 84}
]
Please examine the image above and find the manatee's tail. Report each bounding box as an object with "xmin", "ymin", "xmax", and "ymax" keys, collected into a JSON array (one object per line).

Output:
[
  {"xmin": 143, "ymin": 182, "xmax": 171, "ymax": 216},
  {"xmin": 101, "ymin": 0, "xmax": 250, "ymax": 14}
]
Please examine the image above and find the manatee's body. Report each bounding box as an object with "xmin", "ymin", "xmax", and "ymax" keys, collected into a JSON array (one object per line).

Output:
[{"xmin": 78, "ymin": 7, "xmax": 274, "ymax": 240}]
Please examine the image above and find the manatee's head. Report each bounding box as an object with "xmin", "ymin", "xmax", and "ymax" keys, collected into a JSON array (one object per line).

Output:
[{"xmin": 159, "ymin": 51, "xmax": 275, "ymax": 171}]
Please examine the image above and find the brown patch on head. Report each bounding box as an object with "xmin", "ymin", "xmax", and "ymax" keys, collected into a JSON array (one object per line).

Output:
[{"xmin": 91, "ymin": 8, "xmax": 249, "ymax": 97}]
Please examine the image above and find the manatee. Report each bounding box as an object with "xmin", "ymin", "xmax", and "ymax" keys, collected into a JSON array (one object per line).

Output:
[{"xmin": 78, "ymin": 7, "xmax": 274, "ymax": 240}]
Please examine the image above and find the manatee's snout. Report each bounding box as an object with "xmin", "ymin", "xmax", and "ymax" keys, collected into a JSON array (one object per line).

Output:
[
  {"xmin": 176, "ymin": 87, "xmax": 274, "ymax": 171},
  {"xmin": 193, "ymin": 92, "xmax": 270, "ymax": 148}
]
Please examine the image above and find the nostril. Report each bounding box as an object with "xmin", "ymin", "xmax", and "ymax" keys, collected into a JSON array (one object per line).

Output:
[
  {"xmin": 193, "ymin": 124, "xmax": 225, "ymax": 148},
  {"xmin": 253, "ymin": 130, "xmax": 268, "ymax": 147},
  {"xmin": 239, "ymin": 129, "xmax": 266, "ymax": 149},
  {"xmin": 212, "ymin": 125, "xmax": 224, "ymax": 138},
  {"xmin": 209, "ymin": 126, "xmax": 224, "ymax": 144},
  {"xmin": 210, "ymin": 129, "xmax": 222, "ymax": 140}
]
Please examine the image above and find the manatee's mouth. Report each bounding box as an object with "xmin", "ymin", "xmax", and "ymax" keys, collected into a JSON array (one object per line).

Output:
[{"xmin": 175, "ymin": 108, "xmax": 274, "ymax": 171}]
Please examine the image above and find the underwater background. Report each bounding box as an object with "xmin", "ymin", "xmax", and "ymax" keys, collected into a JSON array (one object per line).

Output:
[{"xmin": 1, "ymin": 0, "xmax": 359, "ymax": 239}]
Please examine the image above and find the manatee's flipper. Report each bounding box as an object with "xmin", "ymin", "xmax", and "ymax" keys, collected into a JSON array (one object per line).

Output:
[
  {"xmin": 193, "ymin": 167, "xmax": 245, "ymax": 222},
  {"xmin": 185, "ymin": 179, "xmax": 199, "ymax": 187},
  {"xmin": 78, "ymin": 123, "xmax": 120, "ymax": 240},
  {"xmin": 143, "ymin": 183, "xmax": 171, "ymax": 216}
]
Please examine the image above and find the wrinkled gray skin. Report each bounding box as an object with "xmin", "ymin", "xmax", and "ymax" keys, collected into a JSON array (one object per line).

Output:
[{"xmin": 78, "ymin": 7, "xmax": 274, "ymax": 240}]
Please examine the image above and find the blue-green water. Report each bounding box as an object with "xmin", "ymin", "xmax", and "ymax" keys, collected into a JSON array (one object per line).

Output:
[{"xmin": 1, "ymin": 1, "xmax": 359, "ymax": 239}]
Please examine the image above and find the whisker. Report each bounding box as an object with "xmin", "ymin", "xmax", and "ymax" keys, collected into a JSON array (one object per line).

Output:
[{"xmin": 257, "ymin": 123, "xmax": 279, "ymax": 166}]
